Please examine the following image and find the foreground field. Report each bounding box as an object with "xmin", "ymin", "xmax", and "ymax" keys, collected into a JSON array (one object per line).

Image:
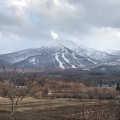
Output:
[{"xmin": 0, "ymin": 97, "xmax": 120, "ymax": 120}]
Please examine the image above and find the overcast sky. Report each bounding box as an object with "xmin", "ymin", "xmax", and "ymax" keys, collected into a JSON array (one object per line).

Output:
[{"xmin": 0, "ymin": 0, "xmax": 120, "ymax": 54}]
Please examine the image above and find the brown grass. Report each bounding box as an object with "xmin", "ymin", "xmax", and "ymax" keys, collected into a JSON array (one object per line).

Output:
[{"xmin": 0, "ymin": 97, "xmax": 119, "ymax": 120}]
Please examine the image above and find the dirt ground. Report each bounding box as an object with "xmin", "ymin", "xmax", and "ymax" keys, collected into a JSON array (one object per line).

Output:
[{"xmin": 0, "ymin": 97, "xmax": 120, "ymax": 120}]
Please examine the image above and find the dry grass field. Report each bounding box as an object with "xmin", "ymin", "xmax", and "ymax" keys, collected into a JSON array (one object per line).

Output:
[{"xmin": 0, "ymin": 97, "xmax": 120, "ymax": 120}]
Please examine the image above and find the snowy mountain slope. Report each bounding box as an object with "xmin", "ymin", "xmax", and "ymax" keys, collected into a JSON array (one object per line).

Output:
[
  {"xmin": 13, "ymin": 46, "xmax": 96, "ymax": 69},
  {"xmin": 46, "ymin": 40, "xmax": 116, "ymax": 63},
  {"xmin": 0, "ymin": 40, "xmax": 119, "ymax": 69},
  {"xmin": 103, "ymin": 50, "xmax": 120, "ymax": 56},
  {"xmin": 102, "ymin": 50, "xmax": 120, "ymax": 65}
]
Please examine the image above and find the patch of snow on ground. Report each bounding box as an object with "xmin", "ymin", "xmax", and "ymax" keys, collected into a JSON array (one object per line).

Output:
[
  {"xmin": 62, "ymin": 51, "xmax": 76, "ymax": 68},
  {"xmin": 62, "ymin": 53, "xmax": 70, "ymax": 63},
  {"xmin": 72, "ymin": 53, "xmax": 84, "ymax": 67},
  {"xmin": 86, "ymin": 57, "xmax": 97, "ymax": 64},
  {"xmin": 72, "ymin": 53, "xmax": 77, "ymax": 59},
  {"xmin": 55, "ymin": 53, "xmax": 65, "ymax": 69},
  {"xmin": 52, "ymin": 56, "xmax": 57, "ymax": 68},
  {"xmin": 30, "ymin": 58, "xmax": 36, "ymax": 65}
]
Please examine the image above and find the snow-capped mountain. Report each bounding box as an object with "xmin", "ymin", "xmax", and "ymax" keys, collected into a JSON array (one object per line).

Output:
[{"xmin": 0, "ymin": 40, "xmax": 119, "ymax": 69}]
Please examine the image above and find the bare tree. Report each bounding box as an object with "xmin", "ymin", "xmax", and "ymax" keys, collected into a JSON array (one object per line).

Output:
[{"xmin": 0, "ymin": 62, "xmax": 47, "ymax": 120}]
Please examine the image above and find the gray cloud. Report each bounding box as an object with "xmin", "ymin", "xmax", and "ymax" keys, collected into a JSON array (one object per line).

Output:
[{"xmin": 0, "ymin": 0, "xmax": 120, "ymax": 54}]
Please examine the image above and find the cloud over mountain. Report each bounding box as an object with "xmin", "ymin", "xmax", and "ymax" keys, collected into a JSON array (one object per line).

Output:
[{"xmin": 0, "ymin": 0, "xmax": 120, "ymax": 54}]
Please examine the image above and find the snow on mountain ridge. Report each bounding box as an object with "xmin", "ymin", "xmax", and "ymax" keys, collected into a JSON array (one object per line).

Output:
[
  {"xmin": 103, "ymin": 50, "xmax": 120, "ymax": 56},
  {"xmin": 48, "ymin": 40, "xmax": 114, "ymax": 63}
]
